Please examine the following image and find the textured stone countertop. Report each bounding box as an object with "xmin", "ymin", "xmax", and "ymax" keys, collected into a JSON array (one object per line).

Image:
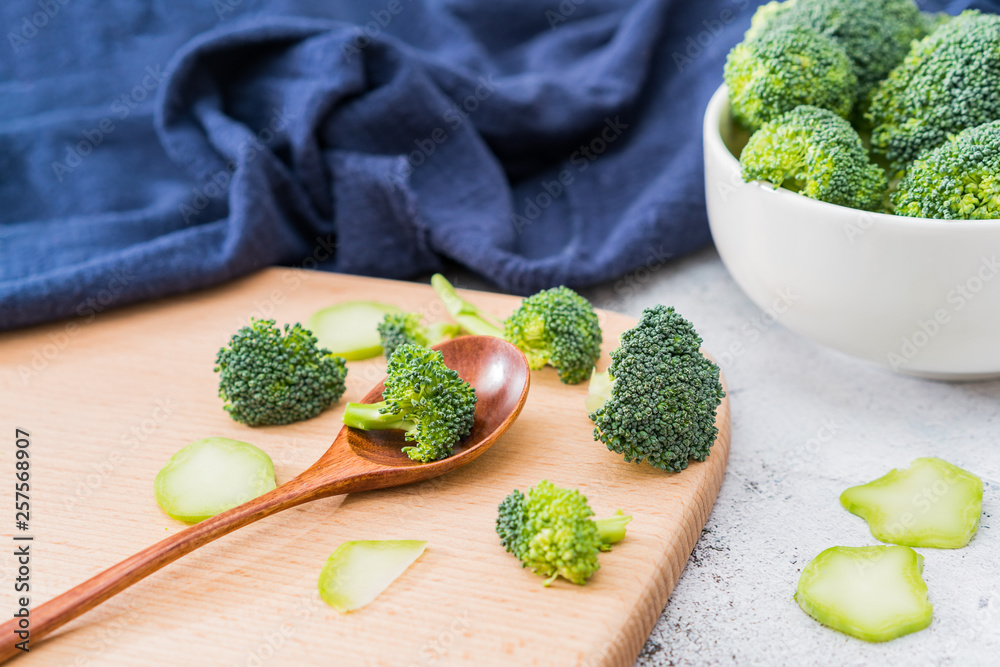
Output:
[{"xmin": 572, "ymin": 246, "xmax": 999, "ymax": 666}]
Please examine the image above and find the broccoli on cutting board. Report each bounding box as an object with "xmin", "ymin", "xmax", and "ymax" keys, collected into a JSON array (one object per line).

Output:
[
  {"xmin": 587, "ymin": 305, "xmax": 726, "ymax": 472},
  {"xmin": 214, "ymin": 318, "xmax": 348, "ymax": 426},
  {"xmin": 431, "ymin": 274, "xmax": 602, "ymax": 385},
  {"xmin": 496, "ymin": 480, "xmax": 631, "ymax": 586}
]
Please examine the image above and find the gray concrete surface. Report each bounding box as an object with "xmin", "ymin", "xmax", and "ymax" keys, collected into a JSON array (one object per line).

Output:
[{"xmin": 575, "ymin": 246, "xmax": 998, "ymax": 667}]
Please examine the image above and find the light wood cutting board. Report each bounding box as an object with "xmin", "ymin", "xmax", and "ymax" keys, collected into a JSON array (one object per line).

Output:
[{"xmin": 0, "ymin": 269, "xmax": 730, "ymax": 667}]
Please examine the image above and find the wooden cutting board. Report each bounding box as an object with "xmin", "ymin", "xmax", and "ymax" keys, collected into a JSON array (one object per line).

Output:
[{"xmin": 0, "ymin": 269, "xmax": 730, "ymax": 667}]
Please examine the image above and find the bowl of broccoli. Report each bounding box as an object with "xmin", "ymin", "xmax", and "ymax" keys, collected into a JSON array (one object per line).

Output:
[{"xmin": 703, "ymin": 2, "xmax": 1000, "ymax": 379}]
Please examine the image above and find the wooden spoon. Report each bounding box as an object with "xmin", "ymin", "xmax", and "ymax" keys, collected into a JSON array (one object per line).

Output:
[{"xmin": 0, "ymin": 335, "xmax": 530, "ymax": 662}]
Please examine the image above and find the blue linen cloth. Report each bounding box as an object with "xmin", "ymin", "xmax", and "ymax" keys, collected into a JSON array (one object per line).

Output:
[{"xmin": 0, "ymin": 0, "xmax": 987, "ymax": 328}]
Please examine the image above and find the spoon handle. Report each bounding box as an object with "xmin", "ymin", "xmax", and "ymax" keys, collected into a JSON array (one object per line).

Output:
[{"xmin": 0, "ymin": 472, "xmax": 345, "ymax": 662}]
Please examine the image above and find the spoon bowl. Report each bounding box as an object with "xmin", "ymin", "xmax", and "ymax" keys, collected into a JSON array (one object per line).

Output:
[{"xmin": 0, "ymin": 335, "xmax": 530, "ymax": 662}]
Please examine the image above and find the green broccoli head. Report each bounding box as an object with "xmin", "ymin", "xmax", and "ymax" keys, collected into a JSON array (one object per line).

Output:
[
  {"xmin": 214, "ymin": 319, "xmax": 348, "ymax": 426},
  {"xmin": 891, "ymin": 120, "xmax": 1000, "ymax": 220},
  {"xmin": 342, "ymin": 343, "xmax": 477, "ymax": 462},
  {"xmin": 376, "ymin": 312, "xmax": 461, "ymax": 359},
  {"xmin": 502, "ymin": 286, "xmax": 602, "ymax": 385},
  {"xmin": 746, "ymin": 0, "xmax": 927, "ymax": 107},
  {"xmin": 430, "ymin": 275, "xmax": 602, "ymax": 385},
  {"xmin": 589, "ymin": 305, "xmax": 725, "ymax": 473},
  {"xmin": 740, "ymin": 105, "xmax": 887, "ymax": 211},
  {"xmin": 867, "ymin": 10, "xmax": 1000, "ymax": 174},
  {"xmin": 495, "ymin": 480, "xmax": 630, "ymax": 586},
  {"xmin": 724, "ymin": 24, "xmax": 856, "ymax": 130}
]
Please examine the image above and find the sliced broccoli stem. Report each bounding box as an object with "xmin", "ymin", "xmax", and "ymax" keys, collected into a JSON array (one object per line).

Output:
[
  {"xmin": 596, "ymin": 510, "xmax": 632, "ymax": 549},
  {"xmin": 796, "ymin": 546, "xmax": 933, "ymax": 642},
  {"xmin": 585, "ymin": 369, "xmax": 614, "ymax": 414},
  {"xmin": 342, "ymin": 401, "xmax": 415, "ymax": 432},
  {"xmin": 425, "ymin": 321, "xmax": 463, "ymax": 346},
  {"xmin": 430, "ymin": 274, "xmax": 504, "ymax": 338},
  {"xmin": 318, "ymin": 540, "xmax": 427, "ymax": 612}
]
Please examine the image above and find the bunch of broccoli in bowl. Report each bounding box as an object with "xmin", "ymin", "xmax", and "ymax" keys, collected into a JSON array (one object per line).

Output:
[{"xmin": 724, "ymin": 0, "xmax": 1000, "ymax": 220}]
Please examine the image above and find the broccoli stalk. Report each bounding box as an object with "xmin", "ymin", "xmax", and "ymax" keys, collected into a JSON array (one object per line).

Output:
[
  {"xmin": 342, "ymin": 343, "xmax": 477, "ymax": 462},
  {"xmin": 341, "ymin": 402, "xmax": 414, "ymax": 432},
  {"xmin": 595, "ymin": 509, "xmax": 632, "ymax": 549},
  {"xmin": 214, "ymin": 319, "xmax": 348, "ymax": 426},
  {"xmin": 589, "ymin": 305, "xmax": 726, "ymax": 472},
  {"xmin": 496, "ymin": 481, "xmax": 631, "ymax": 586},
  {"xmin": 377, "ymin": 312, "xmax": 462, "ymax": 359},
  {"xmin": 429, "ymin": 274, "xmax": 505, "ymax": 337},
  {"xmin": 431, "ymin": 274, "xmax": 603, "ymax": 385}
]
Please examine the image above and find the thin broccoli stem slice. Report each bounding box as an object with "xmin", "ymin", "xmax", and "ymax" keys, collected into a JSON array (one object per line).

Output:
[
  {"xmin": 153, "ymin": 437, "xmax": 277, "ymax": 524},
  {"xmin": 308, "ymin": 301, "xmax": 401, "ymax": 360},
  {"xmin": 595, "ymin": 510, "xmax": 632, "ymax": 549},
  {"xmin": 342, "ymin": 401, "xmax": 416, "ymax": 432},
  {"xmin": 430, "ymin": 274, "xmax": 504, "ymax": 338},
  {"xmin": 318, "ymin": 540, "xmax": 427, "ymax": 612},
  {"xmin": 840, "ymin": 457, "xmax": 983, "ymax": 549},
  {"xmin": 796, "ymin": 546, "xmax": 933, "ymax": 642},
  {"xmin": 585, "ymin": 369, "xmax": 613, "ymax": 414}
]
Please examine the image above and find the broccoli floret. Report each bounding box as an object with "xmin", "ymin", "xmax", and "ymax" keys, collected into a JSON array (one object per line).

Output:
[
  {"xmin": 740, "ymin": 105, "xmax": 887, "ymax": 211},
  {"xmin": 588, "ymin": 306, "xmax": 725, "ymax": 472},
  {"xmin": 496, "ymin": 480, "xmax": 631, "ymax": 586},
  {"xmin": 725, "ymin": 25, "xmax": 856, "ymax": 130},
  {"xmin": 431, "ymin": 274, "xmax": 602, "ymax": 385},
  {"xmin": 376, "ymin": 312, "xmax": 461, "ymax": 359},
  {"xmin": 867, "ymin": 11, "xmax": 1000, "ymax": 174},
  {"xmin": 504, "ymin": 287, "xmax": 603, "ymax": 384},
  {"xmin": 342, "ymin": 343, "xmax": 477, "ymax": 462},
  {"xmin": 891, "ymin": 120, "xmax": 1000, "ymax": 220},
  {"xmin": 214, "ymin": 319, "xmax": 348, "ymax": 426},
  {"xmin": 745, "ymin": 0, "xmax": 926, "ymax": 108}
]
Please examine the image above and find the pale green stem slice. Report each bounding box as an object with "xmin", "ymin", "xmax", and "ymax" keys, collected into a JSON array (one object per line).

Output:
[
  {"xmin": 318, "ymin": 540, "xmax": 427, "ymax": 612},
  {"xmin": 308, "ymin": 301, "xmax": 401, "ymax": 360},
  {"xmin": 585, "ymin": 369, "xmax": 613, "ymax": 414},
  {"xmin": 796, "ymin": 545, "xmax": 932, "ymax": 643},
  {"xmin": 154, "ymin": 437, "xmax": 277, "ymax": 523},
  {"xmin": 840, "ymin": 457, "xmax": 983, "ymax": 549}
]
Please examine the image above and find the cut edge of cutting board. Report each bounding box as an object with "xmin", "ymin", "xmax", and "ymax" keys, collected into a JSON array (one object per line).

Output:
[{"xmin": 0, "ymin": 268, "xmax": 731, "ymax": 667}]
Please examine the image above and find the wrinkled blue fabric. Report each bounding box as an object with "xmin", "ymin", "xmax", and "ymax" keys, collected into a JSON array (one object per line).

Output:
[{"xmin": 0, "ymin": 0, "xmax": 990, "ymax": 329}]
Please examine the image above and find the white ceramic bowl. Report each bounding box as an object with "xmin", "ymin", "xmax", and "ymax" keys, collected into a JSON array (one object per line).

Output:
[{"xmin": 704, "ymin": 84, "xmax": 1000, "ymax": 380}]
